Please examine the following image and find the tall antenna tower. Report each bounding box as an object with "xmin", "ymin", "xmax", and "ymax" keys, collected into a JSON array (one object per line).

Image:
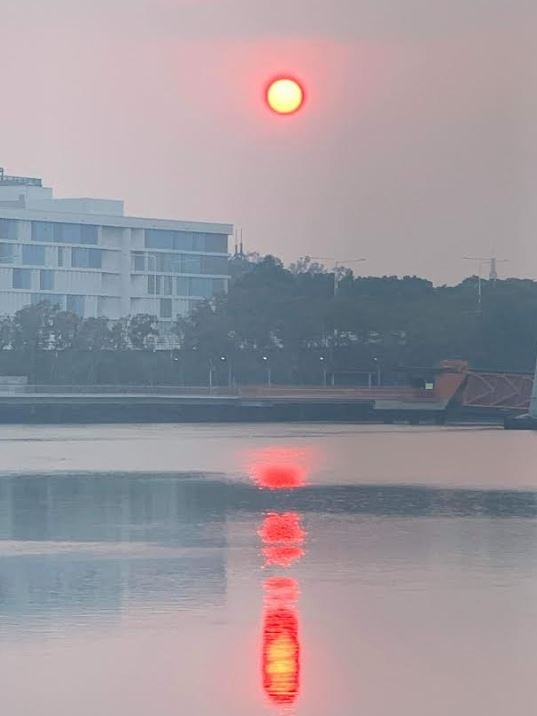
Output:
[
  {"xmin": 464, "ymin": 256, "xmax": 508, "ymax": 282},
  {"xmin": 463, "ymin": 256, "xmax": 508, "ymax": 311}
]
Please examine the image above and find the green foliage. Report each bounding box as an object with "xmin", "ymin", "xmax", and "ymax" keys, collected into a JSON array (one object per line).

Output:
[
  {"xmin": 75, "ymin": 317, "xmax": 113, "ymax": 351},
  {"xmin": 174, "ymin": 259, "xmax": 537, "ymax": 376},
  {"xmin": 128, "ymin": 314, "xmax": 159, "ymax": 351},
  {"xmin": 52, "ymin": 311, "xmax": 81, "ymax": 351},
  {"xmin": 12, "ymin": 302, "xmax": 56, "ymax": 352},
  {"xmin": 0, "ymin": 316, "xmax": 12, "ymax": 350},
  {"xmin": 1, "ymin": 264, "xmax": 537, "ymax": 385},
  {"xmin": 289, "ymin": 256, "xmax": 327, "ymax": 275},
  {"xmin": 5, "ymin": 303, "xmax": 160, "ymax": 353}
]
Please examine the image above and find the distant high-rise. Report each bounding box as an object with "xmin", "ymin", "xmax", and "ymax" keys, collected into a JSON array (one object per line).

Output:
[{"xmin": 0, "ymin": 169, "xmax": 232, "ymax": 327}]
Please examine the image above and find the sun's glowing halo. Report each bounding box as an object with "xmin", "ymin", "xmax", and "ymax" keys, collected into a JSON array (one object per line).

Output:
[{"xmin": 266, "ymin": 77, "xmax": 305, "ymax": 115}]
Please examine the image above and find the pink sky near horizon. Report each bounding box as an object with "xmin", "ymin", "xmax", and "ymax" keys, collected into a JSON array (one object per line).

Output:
[{"xmin": 0, "ymin": 0, "xmax": 535, "ymax": 284}]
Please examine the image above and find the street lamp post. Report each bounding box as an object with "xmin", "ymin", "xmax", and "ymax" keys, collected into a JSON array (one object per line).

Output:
[
  {"xmin": 220, "ymin": 355, "xmax": 232, "ymax": 387},
  {"xmin": 319, "ymin": 356, "xmax": 327, "ymax": 386},
  {"xmin": 373, "ymin": 357, "xmax": 381, "ymax": 386},
  {"xmin": 208, "ymin": 360, "xmax": 214, "ymax": 391},
  {"xmin": 262, "ymin": 355, "xmax": 272, "ymax": 386},
  {"xmin": 171, "ymin": 349, "xmax": 182, "ymax": 385}
]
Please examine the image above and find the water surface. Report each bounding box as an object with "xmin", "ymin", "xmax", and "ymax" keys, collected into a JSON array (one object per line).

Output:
[{"xmin": 1, "ymin": 424, "xmax": 536, "ymax": 715}]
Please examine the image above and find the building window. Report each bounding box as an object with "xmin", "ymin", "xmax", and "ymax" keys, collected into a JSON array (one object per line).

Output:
[
  {"xmin": 190, "ymin": 277, "xmax": 213, "ymax": 298},
  {"xmin": 145, "ymin": 229, "xmax": 196, "ymax": 252},
  {"xmin": 31, "ymin": 293, "xmax": 65, "ymax": 309},
  {"xmin": 88, "ymin": 249, "xmax": 102, "ymax": 268},
  {"xmin": 71, "ymin": 247, "xmax": 102, "ymax": 268},
  {"xmin": 57, "ymin": 223, "xmax": 78, "ymax": 244},
  {"xmin": 133, "ymin": 252, "xmax": 145, "ymax": 271},
  {"xmin": 146, "ymin": 230, "xmax": 174, "ymax": 250},
  {"xmin": 160, "ymin": 298, "xmax": 172, "ymax": 319},
  {"xmin": 59, "ymin": 223, "xmax": 98, "ymax": 245},
  {"xmin": 12, "ymin": 268, "xmax": 32, "ymax": 289},
  {"xmin": 32, "ymin": 222, "xmax": 55, "ymax": 242},
  {"xmin": 57, "ymin": 247, "xmax": 64, "ymax": 266},
  {"xmin": 66, "ymin": 295, "xmax": 85, "ymax": 316},
  {"xmin": 145, "ymin": 251, "xmax": 211, "ymax": 274},
  {"xmin": 0, "ymin": 243, "xmax": 16, "ymax": 264},
  {"xmin": 203, "ymin": 233, "xmax": 228, "ymax": 253},
  {"xmin": 162, "ymin": 275, "xmax": 173, "ymax": 295},
  {"xmin": 176, "ymin": 277, "xmax": 190, "ymax": 295},
  {"xmin": 145, "ymin": 229, "xmax": 228, "ymax": 253},
  {"xmin": 201, "ymin": 255, "xmax": 228, "ymax": 275},
  {"xmin": 175, "ymin": 232, "xmax": 195, "ymax": 251},
  {"xmin": 0, "ymin": 219, "xmax": 18, "ymax": 241},
  {"xmin": 175, "ymin": 299, "xmax": 190, "ymax": 317},
  {"xmin": 162, "ymin": 253, "xmax": 182, "ymax": 272},
  {"xmin": 212, "ymin": 278, "xmax": 227, "ymax": 294},
  {"xmin": 31, "ymin": 221, "xmax": 98, "ymax": 245},
  {"xmin": 22, "ymin": 244, "xmax": 46, "ymax": 266},
  {"xmin": 182, "ymin": 254, "xmax": 202, "ymax": 274},
  {"xmin": 80, "ymin": 225, "xmax": 98, "ymax": 245},
  {"xmin": 151, "ymin": 252, "xmax": 180, "ymax": 273},
  {"xmin": 40, "ymin": 270, "xmax": 55, "ymax": 291},
  {"xmin": 147, "ymin": 275, "xmax": 175, "ymax": 296}
]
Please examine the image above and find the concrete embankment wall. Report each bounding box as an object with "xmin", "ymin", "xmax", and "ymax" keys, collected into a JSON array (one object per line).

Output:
[{"xmin": 0, "ymin": 398, "xmax": 375, "ymax": 424}]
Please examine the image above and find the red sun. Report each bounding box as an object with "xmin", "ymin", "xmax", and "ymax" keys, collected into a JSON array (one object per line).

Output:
[{"xmin": 266, "ymin": 77, "xmax": 305, "ymax": 115}]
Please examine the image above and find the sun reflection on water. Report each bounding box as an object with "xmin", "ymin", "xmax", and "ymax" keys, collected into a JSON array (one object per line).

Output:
[{"xmin": 249, "ymin": 446, "xmax": 313, "ymax": 711}]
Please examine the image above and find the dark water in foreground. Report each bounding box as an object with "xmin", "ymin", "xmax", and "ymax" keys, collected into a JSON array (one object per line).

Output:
[{"xmin": 1, "ymin": 424, "xmax": 537, "ymax": 715}]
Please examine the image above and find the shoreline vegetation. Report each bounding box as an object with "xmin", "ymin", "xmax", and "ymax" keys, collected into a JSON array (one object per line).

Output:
[{"xmin": 1, "ymin": 254, "xmax": 535, "ymax": 386}]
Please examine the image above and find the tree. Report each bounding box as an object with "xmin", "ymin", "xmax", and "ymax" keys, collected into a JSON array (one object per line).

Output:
[
  {"xmin": 12, "ymin": 302, "xmax": 56, "ymax": 352},
  {"xmin": 128, "ymin": 314, "xmax": 159, "ymax": 350},
  {"xmin": 1, "ymin": 256, "xmax": 536, "ymax": 386},
  {"xmin": 51, "ymin": 311, "xmax": 80, "ymax": 351},
  {"xmin": 289, "ymin": 256, "xmax": 326, "ymax": 275},
  {"xmin": 174, "ymin": 298, "xmax": 234, "ymax": 357},
  {"xmin": 108, "ymin": 318, "xmax": 129, "ymax": 351},
  {"xmin": 228, "ymin": 252, "xmax": 260, "ymax": 281},
  {"xmin": 74, "ymin": 317, "xmax": 113, "ymax": 351},
  {"xmin": 0, "ymin": 316, "xmax": 12, "ymax": 350},
  {"xmin": 225, "ymin": 256, "xmax": 295, "ymax": 350}
]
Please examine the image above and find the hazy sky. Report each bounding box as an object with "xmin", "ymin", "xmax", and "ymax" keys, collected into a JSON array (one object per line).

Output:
[{"xmin": 1, "ymin": 0, "xmax": 535, "ymax": 283}]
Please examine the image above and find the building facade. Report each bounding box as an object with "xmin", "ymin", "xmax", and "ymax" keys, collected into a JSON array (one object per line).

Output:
[{"xmin": 0, "ymin": 170, "xmax": 231, "ymax": 326}]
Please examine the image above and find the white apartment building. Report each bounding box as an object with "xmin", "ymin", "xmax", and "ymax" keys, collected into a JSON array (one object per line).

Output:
[{"xmin": 0, "ymin": 169, "xmax": 231, "ymax": 325}]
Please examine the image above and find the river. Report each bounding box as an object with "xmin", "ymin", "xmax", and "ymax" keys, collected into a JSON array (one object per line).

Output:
[{"xmin": 1, "ymin": 424, "xmax": 537, "ymax": 715}]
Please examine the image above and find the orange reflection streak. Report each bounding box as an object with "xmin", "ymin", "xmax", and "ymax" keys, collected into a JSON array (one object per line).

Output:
[
  {"xmin": 259, "ymin": 512, "xmax": 307, "ymax": 568},
  {"xmin": 248, "ymin": 447, "xmax": 312, "ymax": 490},
  {"xmin": 250, "ymin": 447, "xmax": 312, "ymax": 710},
  {"xmin": 263, "ymin": 545, "xmax": 304, "ymax": 568},
  {"xmin": 262, "ymin": 577, "xmax": 301, "ymax": 706},
  {"xmin": 259, "ymin": 512, "xmax": 306, "ymax": 544}
]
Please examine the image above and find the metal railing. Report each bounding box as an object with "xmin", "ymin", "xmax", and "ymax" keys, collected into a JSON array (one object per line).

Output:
[
  {"xmin": 0, "ymin": 384, "xmax": 439, "ymax": 402},
  {"xmin": 14, "ymin": 384, "xmax": 239, "ymax": 396}
]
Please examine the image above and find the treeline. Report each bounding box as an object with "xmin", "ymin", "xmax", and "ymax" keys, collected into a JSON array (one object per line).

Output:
[
  {"xmin": 0, "ymin": 304, "xmax": 163, "ymax": 384},
  {"xmin": 177, "ymin": 254, "xmax": 537, "ymax": 375},
  {"xmin": 0, "ymin": 303, "xmax": 159, "ymax": 352},
  {"xmin": 1, "ymin": 254, "xmax": 536, "ymax": 385}
]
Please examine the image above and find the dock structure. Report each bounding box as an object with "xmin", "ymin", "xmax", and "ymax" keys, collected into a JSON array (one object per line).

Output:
[
  {"xmin": 504, "ymin": 357, "xmax": 537, "ymax": 429},
  {"xmin": 0, "ymin": 361, "xmax": 533, "ymax": 424}
]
